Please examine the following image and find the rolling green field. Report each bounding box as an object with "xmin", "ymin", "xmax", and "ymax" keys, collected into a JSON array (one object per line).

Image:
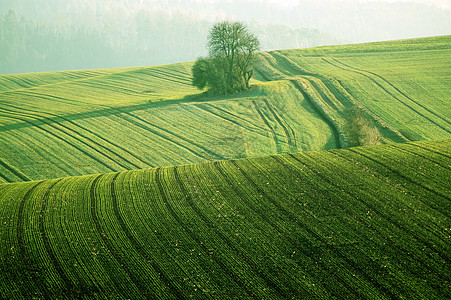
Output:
[
  {"xmin": 258, "ymin": 35, "xmax": 451, "ymax": 144},
  {"xmin": 0, "ymin": 36, "xmax": 450, "ymax": 299},
  {"xmin": 0, "ymin": 63, "xmax": 334, "ymax": 182},
  {"xmin": 1, "ymin": 36, "xmax": 450, "ymax": 183},
  {"xmin": 0, "ymin": 139, "xmax": 450, "ymax": 299}
]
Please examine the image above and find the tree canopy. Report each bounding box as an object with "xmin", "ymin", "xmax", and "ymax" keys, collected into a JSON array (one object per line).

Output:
[{"xmin": 192, "ymin": 21, "xmax": 260, "ymax": 95}]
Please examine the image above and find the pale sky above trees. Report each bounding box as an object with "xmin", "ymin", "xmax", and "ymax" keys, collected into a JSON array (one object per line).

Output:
[
  {"xmin": 184, "ymin": 0, "xmax": 450, "ymax": 10},
  {"xmin": 1, "ymin": 0, "xmax": 449, "ymax": 73}
]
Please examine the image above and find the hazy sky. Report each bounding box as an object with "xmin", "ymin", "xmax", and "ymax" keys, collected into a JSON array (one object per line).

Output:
[
  {"xmin": 196, "ymin": 0, "xmax": 451, "ymax": 10},
  {"xmin": 2, "ymin": 0, "xmax": 450, "ymax": 73},
  {"xmin": 324, "ymin": 0, "xmax": 450, "ymax": 9}
]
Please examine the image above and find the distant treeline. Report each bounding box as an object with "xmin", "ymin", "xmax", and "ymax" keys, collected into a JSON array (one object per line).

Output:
[
  {"xmin": 2, "ymin": 0, "xmax": 450, "ymax": 74},
  {"xmin": 0, "ymin": 7, "xmax": 333, "ymax": 74}
]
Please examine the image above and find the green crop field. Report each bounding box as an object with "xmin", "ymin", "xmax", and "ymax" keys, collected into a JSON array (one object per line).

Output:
[
  {"xmin": 0, "ymin": 139, "xmax": 449, "ymax": 299},
  {"xmin": 0, "ymin": 63, "xmax": 334, "ymax": 182},
  {"xmin": 259, "ymin": 36, "xmax": 451, "ymax": 144},
  {"xmin": 0, "ymin": 36, "xmax": 450, "ymax": 298},
  {"xmin": 1, "ymin": 36, "xmax": 450, "ymax": 183}
]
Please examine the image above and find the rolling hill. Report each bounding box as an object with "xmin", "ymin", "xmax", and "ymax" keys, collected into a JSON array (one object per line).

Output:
[
  {"xmin": 0, "ymin": 36, "xmax": 450, "ymax": 299},
  {"xmin": 0, "ymin": 139, "xmax": 450, "ymax": 299},
  {"xmin": 0, "ymin": 63, "xmax": 334, "ymax": 182},
  {"xmin": 0, "ymin": 36, "xmax": 450, "ymax": 183}
]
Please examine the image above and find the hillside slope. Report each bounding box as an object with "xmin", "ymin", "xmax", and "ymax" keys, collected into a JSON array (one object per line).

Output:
[
  {"xmin": 0, "ymin": 63, "xmax": 335, "ymax": 182},
  {"xmin": 257, "ymin": 35, "xmax": 451, "ymax": 144},
  {"xmin": 0, "ymin": 139, "xmax": 450, "ymax": 299},
  {"xmin": 1, "ymin": 36, "xmax": 450, "ymax": 183}
]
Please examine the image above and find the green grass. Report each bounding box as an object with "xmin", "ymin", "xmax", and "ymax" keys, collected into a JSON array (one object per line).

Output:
[
  {"xmin": 0, "ymin": 139, "xmax": 449, "ymax": 299},
  {"xmin": 261, "ymin": 35, "xmax": 451, "ymax": 143},
  {"xmin": 0, "ymin": 36, "xmax": 450, "ymax": 298},
  {"xmin": 1, "ymin": 36, "xmax": 450, "ymax": 183},
  {"xmin": 0, "ymin": 63, "xmax": 334, "ymax": 182}
]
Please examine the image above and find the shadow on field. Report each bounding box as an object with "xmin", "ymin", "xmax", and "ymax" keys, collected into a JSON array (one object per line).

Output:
[{"xmin": 0, "ymin": 87, "xmax": 264, "ymax": 133}]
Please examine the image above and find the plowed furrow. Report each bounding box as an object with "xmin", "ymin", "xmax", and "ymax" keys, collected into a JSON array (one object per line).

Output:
[
  {"xmin": 263, "ymin": 98, "xmax": 297, "ymax": 150},
  {"xmin": 56, "ymin": 116, "xmax": 151, "ymax": 168},
  {"xmin": 235, "ymin": 157, "xmax": 396, "ymax": 298},
  {"xmin": 1, "ymin": 109, "xmax": 138, "ymax": 170},
  {"xmin": 389, "ymin": 144, "xmax": 450, "ymax": 170},
  {"xmin": 290, "ymin": 79, "xmax": 342, "ymax": 149},
  {"xmin": 288, "ymin": 152, "xmax": 451, "ymax": 265},
  {"xmin": 121, "ymin": 111, "xmax": 224, "ymax": 159},
  {"xmin": 39, "ymin": 179, "xmax": 80, "ymax": 297},
  {"xmin": 11, "ymin": 90, "xmax": 80, "ymax": 106},
  {"xmin": 74, "ymin": 80, "xmax": 138, "ymax": 95},
  {"xmin": 194, "ymin": 104, "xmax": 268, "ymax": 138},
  {"xmin": 173, "ymin": 166, "xmax": 286, "ymax": 298},
  {"xmin": 253, "ymin": 67, "xmax": 272, "ymax": 82},
  {"xmin": 139, "ymin": 71, "xmax": 192, "ymax": 86},
  {"xmin": 277, "ymin": 154, "xmax": 449, "ymax": 296},
  {"xmin": 159, "ymin": 67, "xmax": 191, "ymax": 78},
  {"xmin": 408, "ymin": 142, "xmax": 451, "ymax": 159},
  {"xmin": 333, "ymin": 58, "xmax": 451, "ymax": 127},
  {"xmin": 17, "ymin": 181, "xmax": 47, "ymax": 299},
  {"xmin": 348, "ymin": 148, "xmax": 450, "ymax": 217},
  {"xmin": 252, "ymin": 100, "xmax": 280, "ymax": 153},
  {"xmin": 323, "ymin": 58, "xmax": 451, "ymax": 134},
  {"xmin": 90, "ymin": 174, "xmax": 152, "ymax": 297},
  {"xmin": 110, "ymin": 173, "xmax": 183, "ymax": 299},
  {"xmin": 0, "ymin": 157, "xmax": 30, "ymax": 182},
  {"xmin": 270, "ymin": 52, "xmax": 314, "ymax": 76},
  {"xmin": 0, "ymin": 106, "xmax": 151, "ymax": 168},
  {"xmin": 202, "ymin": 103, "xmax": 267, "ymax": 131},
  {"xmin": 306, "ymin": 79, "xmax": 340, "ymax": 110},
  {"xmin": 154, "ymin": 168, "xmax": 255, "ymax": 299},
  {"xmin": 0, "ymin": 172, "xmax": 12, "ymax": 183},
  {"xmin": 148, "ymin": 68, "xmax": 192, "ymax": 84},
  {"xmin": 0, "ymin": 112, "xmax": 117, "ymax": 172},
  {"xmin": 214, "ymin": 161, "xmax": 361, "ymax": 298}
]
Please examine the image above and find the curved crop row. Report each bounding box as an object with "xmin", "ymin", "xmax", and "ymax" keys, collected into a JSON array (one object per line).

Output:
[
  {"xmin": 323, "ymin": 58, "xmax": 451, "ymax": 135},
  {"xmin": 0, "ymin": 139, "xmax": 450, "ymax": 298},
  {"xmin": 1, "ymin": 36, "xmax": 449, "ymax": 186},
  {"xmin": 1, "ymin": 63, "xmax": 336, "ymax": 181}
]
